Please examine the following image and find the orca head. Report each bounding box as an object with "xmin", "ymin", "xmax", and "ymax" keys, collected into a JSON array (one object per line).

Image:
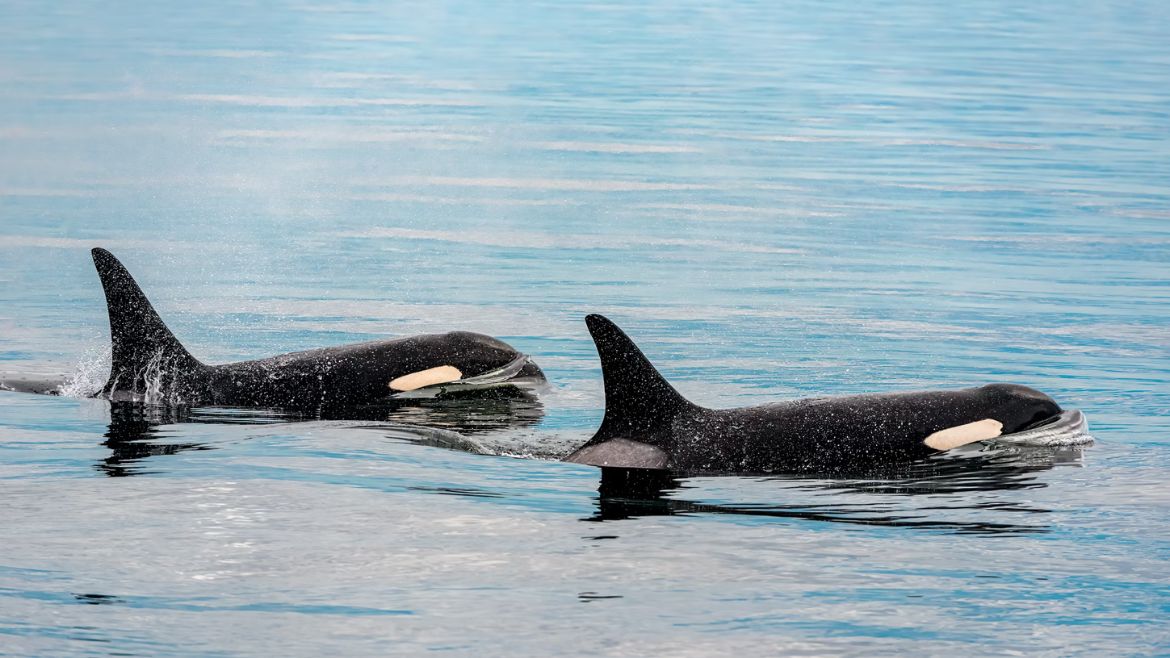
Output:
[
  {"xmin": 387, "ymin": 330, "xmax": 544, "ymax": 393},
  {"xmin": 398, "ymin": 330, "xmax": 515, "ymax": 375},
  {"xmin": 977, "ymin": 383, "xmax": 1063, "ymax": 435},
  {"xmin": 443, "ymin": 330, "xmax": 516, "ymax": 355}
]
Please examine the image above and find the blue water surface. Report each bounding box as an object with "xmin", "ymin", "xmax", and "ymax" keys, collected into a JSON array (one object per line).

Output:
[{"xmin": 1, "ymin": 1, "xmax": 1169, "ymax": 655}]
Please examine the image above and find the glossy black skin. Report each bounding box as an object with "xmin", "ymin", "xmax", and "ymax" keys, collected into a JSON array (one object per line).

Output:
[
  {"xmin": 92, "ymin": 248, "xmax": 543, "ymax": 410},
  {"xmin": 566, "ymin": 314, "xmax": 1062, "ymax": 474},
  {"xmin": 185, "ymin": 332, "xmax": 537, "ymax": 408}
]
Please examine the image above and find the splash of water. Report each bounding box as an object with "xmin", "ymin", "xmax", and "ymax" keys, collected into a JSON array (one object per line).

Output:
[
  {"xmin": 61, "ymin": 345, "xmax": 192, "ymax": 405},
  {"xmin": 59, "ymin": 345, "xmax": 111, "ymax": 398}
]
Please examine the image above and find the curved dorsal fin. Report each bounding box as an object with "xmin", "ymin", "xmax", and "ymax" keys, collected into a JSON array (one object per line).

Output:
[
  {"xmin": 91, "ymin": 248, "xmax": 203, "ymax": 395},
  {"xmin": 585, "ymin": 314, "xmax": 697, "ymax": 441}
]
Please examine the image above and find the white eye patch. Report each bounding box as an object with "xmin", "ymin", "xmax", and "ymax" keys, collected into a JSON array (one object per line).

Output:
[
  {"xmin": 388, "ymin": 365, "xmax": 463, "ymax": 392},
  {"xmin": 924, "ymin": 418, "xmax": 1003, "ymax": 451}
]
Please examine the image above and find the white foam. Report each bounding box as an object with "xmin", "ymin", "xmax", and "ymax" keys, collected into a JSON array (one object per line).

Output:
[
  {"xmin": 993, "ymin": 409, "xmax": 1094, "ymax": 447},
  {"xmin": 58, "ymin": 346, "xmax": 111, "ymax": 398}
]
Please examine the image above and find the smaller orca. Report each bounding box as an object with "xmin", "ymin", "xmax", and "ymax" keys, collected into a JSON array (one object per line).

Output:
[
  {"xmin": 566, "ymin": 314, "xmax": 1085, "ymax": 474},
  {"xmin": 90, "ymin": 248, "xmax": 544, "ymax": 409}
]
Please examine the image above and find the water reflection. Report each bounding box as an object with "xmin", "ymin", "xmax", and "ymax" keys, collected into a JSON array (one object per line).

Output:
[
  {"xmin": 587, "ymin": 447, "xmax": 1085, "ymax": 535},
  {"xmin": 323, "ymin": 390, "xmax": 545, "ymax": 435},
  {"xmin": 96, "ymin": 391, "xmax": 544, "ymax": 476},
  {"xmin": 99, "ymin": 402, "xmax": 212, "ymax": 477},
  {"xmin": 72, "ymin": 593, "xmax": 124, "ymax": 606}
]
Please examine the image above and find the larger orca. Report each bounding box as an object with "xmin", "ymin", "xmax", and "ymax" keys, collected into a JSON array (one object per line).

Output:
[
  {"xmin": 565, "ymin": 314, "xmax": 1087, "ymax": 474},
  {"xmin": 90, "ymin": 248, "xmax": 544, "ymax": 409}
]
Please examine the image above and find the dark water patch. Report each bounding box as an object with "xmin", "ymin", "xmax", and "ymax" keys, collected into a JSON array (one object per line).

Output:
[
  {"xmin": 72, "ymin": 593, "xmax": 124, "ymax": 605},
  {"xmin": 407, "ymin": 485, "xmax": 506, "ymax": 499},
  {"xmin": 3, "ymin": 587, "xmax": 412, "ymax": 617},
  {"xmin": 577, "ymin": 592, "xmax": 623, "ymax": 602}
]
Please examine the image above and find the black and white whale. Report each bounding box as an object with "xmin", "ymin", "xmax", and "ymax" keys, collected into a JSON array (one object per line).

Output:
[
  {"xmin": 90, "ymin": 248, "xmax": 544, "ymax": 409},
  {"xmin": 565, "ymin": 314, "xmax": 1088, "ymax": 474}
]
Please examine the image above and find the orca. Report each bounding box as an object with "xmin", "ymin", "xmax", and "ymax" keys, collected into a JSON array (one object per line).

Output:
[
  {"xmin": 565, "ymin": 314, "xmax": 1085, "ymax": 474},
  {"xmin": 89, "ymin": 248, "xmax": 544, "ymax": 409}
]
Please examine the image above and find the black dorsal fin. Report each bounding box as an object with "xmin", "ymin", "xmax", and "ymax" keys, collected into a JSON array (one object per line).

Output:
[
  {"xmin": 585, "ymin": 314, "xmax": 697, "ymax": 443},
  {"xmin": 91, "ymin": 248, "xmax": 203, "ymax": 395}
]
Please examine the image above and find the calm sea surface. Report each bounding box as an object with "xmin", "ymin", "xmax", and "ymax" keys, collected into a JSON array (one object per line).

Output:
[{"xmin": 2, "ymin": 1, "xmax": 1169, "ymax": 655}]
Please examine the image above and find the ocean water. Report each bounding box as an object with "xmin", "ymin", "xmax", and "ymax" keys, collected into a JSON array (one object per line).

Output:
[{"xmin": 2, "ymin": 0, "xmax": 1169, "ymax": 655}]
